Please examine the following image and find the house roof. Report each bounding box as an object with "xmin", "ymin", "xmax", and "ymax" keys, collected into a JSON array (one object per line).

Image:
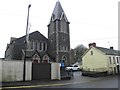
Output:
[
  {"xmin": 96, "ymin": 47, "xmax": 120, "ymax": 56},
  {"xmin": 82, "ymin": 46, "xmax": 120, "ymax": 58}
]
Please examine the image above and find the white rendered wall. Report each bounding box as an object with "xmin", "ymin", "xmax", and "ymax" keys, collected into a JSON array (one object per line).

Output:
[
  {"xmin": 51, "ymin": 62, "xmax": 60, "ymax": 80},
  {"xmin": 1, "ymin": 59, "xmax": 32, "ymax": 82}
]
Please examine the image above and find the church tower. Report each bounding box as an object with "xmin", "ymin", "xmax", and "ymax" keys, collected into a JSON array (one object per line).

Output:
[{"xmin": 48, "ymin": 1, "xmax": 70, "ymax": 66}]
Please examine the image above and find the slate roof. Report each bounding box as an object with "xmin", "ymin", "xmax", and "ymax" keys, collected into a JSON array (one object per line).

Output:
[
  {"xmin": 25, "ymin": 51, "xmax": 47, "ymax": 58},
  {"xmin": 14, "ymin": 31, "xmax": 48, "ymax": 43},
  {"xmin": 24, "ymin": 50, "xmax": 55, "ymax": 62},
  {"xmin": 96, "ymin": 47, "xmax": 120, "ymax": 56},
  {"xmin": 50, "ymin": 1, "xmax": 69, "ymax": 22},
  {"xmin": 6, "ymin": 31, "xmax": 49, "ymax": 60}
]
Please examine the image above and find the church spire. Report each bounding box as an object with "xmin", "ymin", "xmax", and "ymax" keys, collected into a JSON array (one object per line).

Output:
[
  {"xmin": 50, "ymin": 1, "xmax": 69, "ymax": 22},
  {"xmin": 48, "ymin": 1, "xmax": 70, "ymax": 66}
]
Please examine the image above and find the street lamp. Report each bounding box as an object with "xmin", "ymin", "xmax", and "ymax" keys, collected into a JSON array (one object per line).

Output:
[{"xmin": 23, "ymin": 4, "xmax": 31, "ymax": 82}]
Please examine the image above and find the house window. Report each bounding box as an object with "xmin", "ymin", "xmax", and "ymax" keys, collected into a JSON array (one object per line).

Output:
[
  {"xmin": 30, "ymin": 41, "xmax": 33, "ymax": 49},
  {"xmin": 91, "ymin": 51, "xmax": 93, "ymax": 55},
  {"xmin": 32, "ymin": 54, "xmax": 40, "ymax": 63},
  {"xmin": 43, "ymin": 43, "xmax": 47, "ymax": 51},
  {"xmin": 116, "ymin": 57, "xmax": 119, "ymax": 63},
  {"xmin": 109, "ymin": 57, "xmax": 112, "ymax": 64},
  {"xmin": 60, "ymin": 15, "xmax": 67, "ymax": 33},
  {"xmin": 35, "ymin": 42, "xmax": 37, "ymax": 50},
  {"xmin": 113, "ymin": 57, "xmax": 116, "ymax": 64},
  {"xmin": 33, "ymin": 41, "xmax": 37, "ymax": 50},
  {"xmin": 42, "ymin": 55, "xmax": 49, "ymax": 63},
  {"xmin": 63, "ymin": 46, "xmax": 65, "ymax": 51},
  {"xmin": 39, "ymin": 42, "xmax": 42, "ymax": 51},
  {"xmin": 65, "ymin": 46, "xmax": 68, "ymax": 51}
]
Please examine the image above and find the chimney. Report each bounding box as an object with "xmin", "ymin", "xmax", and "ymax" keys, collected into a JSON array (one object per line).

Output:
[
  {"xmin": 88, "ymin": 42, "xmax": 96, "ymax": 48},
  {"xmin": 110, "ymin": 47, "xmax": 114, "ymax": 50}
]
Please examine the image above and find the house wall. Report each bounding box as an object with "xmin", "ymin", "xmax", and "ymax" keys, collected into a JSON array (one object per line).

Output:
[
  {"xmin": 0, "ymin": 60, "xmax": 2, "ymax": 82},
  {"xmin": 0, "ymin": 59, "xmax": 32, "ymax": 82},
  {"xmin": 107, "ymin": 55, "xmax": 120, "ymax": 74},
  {"xmin": 51, "ymin": 62, "xmax": 60, "ymax": 80},
  {"xmin": 82, "ymin": 47, "xmax": 108, "ymax": 72}
]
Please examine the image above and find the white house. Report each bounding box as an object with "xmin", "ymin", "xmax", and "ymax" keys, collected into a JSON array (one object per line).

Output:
[{"xmin": 82, "ymin": 43, "xmax": 120, "ymax": 76}]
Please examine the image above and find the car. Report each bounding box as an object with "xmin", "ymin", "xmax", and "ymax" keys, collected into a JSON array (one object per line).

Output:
[{"xmin": 65, "ymin": 65, "xmax": 80, "ymax": 71}]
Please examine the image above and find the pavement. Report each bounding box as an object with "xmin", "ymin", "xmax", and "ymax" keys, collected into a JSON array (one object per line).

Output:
[{"xmin": 0, "ymin": 71, "xmax": 119, "ymax": 89}]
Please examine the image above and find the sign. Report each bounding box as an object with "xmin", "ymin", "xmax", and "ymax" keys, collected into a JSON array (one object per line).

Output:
[{"xmin": 61, "ymin": 62, "xmax": 65, "ymax": 68}]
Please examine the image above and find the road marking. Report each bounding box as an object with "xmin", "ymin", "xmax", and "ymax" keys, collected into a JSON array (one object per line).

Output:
[
  {"xmin": 1, "ymin": 80, "xmax": 93, "ymax": 89},
  {"xmin": 1, "ymin": 77, "xmax": 105, "ymax": 89}
]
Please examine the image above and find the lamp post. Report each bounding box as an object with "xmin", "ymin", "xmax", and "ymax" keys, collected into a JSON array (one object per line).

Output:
[{"xmin": 23, "ymin": 4, "xmax": 31, "ymax": 82}]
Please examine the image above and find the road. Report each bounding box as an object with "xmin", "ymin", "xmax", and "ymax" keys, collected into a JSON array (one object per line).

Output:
[
  {"xmin": 43, "ymin": 71, "xmax": 118, "ymax": 88},
  {"xmin": 2, "ymin": 71, "xmax": 119, "ymax": 89}
]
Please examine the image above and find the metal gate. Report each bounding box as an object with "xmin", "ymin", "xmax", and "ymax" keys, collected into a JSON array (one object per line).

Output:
[{"xmin": 32, "ymin": 63, "xmax": 51, "ymax": 80}]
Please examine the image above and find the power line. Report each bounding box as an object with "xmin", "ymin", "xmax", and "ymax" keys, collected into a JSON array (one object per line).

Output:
[{"xmin": 71, "ymin": 37, "xmax": 117, "ymax": 42}]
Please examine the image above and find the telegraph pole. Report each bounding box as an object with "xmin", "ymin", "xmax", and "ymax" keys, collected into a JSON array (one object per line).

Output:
[{"xmin": 23, "ymin": 4, "xmax": 31, "ymax": 82}]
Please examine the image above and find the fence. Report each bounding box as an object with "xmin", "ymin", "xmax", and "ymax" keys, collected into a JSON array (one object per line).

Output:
[
  {"xmin": 0, "ymin": 59, "xmax": 32, "ymax": 82},
  {"xmin": 0, "ymin": 59, "xmax": 60, "ymax": 82},
  {"xmin": 51, "ymin": 62, "xmax": 60, "ymax": 80}
]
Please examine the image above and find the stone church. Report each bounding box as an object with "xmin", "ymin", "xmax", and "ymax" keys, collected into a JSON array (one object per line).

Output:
[{"xmin": 5, "ymin": 1, "xmax": 70, "ymax": 66}]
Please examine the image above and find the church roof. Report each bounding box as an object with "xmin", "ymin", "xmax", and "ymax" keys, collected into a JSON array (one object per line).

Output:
[
  {"xmin": 50, "ymin": 1, "xmax": 69, "ymax": 23},
  {"xmin": 14, "ymin": 31, "xmax": 48, "ymax": 43}
]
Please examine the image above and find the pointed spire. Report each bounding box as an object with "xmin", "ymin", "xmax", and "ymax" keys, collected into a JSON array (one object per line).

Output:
[{"xmin": 51, "ymin": 1, "xmax": 69, "ymax": 22}]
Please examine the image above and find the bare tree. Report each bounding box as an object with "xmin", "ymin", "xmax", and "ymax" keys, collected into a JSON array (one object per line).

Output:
[{"xmin": 70, "ymin": 44, "xmax": 88, "ymax": 64}]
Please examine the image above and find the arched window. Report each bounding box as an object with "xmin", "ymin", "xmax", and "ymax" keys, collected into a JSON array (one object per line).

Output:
[
  {"xmin": 32, "ymin": 54, "xmax": 40, "ymax": 63},
  {"xmin": 42, "ymin": 55, "xmax": 49, "ymax": 63},
  {"xmin": 61, "ymin": 55, "xmax": 67, "ymax": 66}
]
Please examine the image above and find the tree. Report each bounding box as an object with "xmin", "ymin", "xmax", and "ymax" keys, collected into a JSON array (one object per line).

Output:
[{"xmin": 70, "ymin": 44, "xmax": 88, "ymax": 64}]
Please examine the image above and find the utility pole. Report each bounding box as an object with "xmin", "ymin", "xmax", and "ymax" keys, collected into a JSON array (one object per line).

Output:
[{"xmin": 23, "ymin": 4, "xmax": 31, "ymax": 82}]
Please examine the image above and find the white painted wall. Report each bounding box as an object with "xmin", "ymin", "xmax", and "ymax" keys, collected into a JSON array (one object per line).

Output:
[
  {"xmin": 51, "ymin": 62, "xmax": 60, "ymax": 80},
  {"xmin": 25, "ymin": 61, "xmax": 32, "ymax": 81},
  {"xmin": 82, "ymin": 47, "xmax": 108, "ymax": 72},
  {"xmin": 0, "ymin": 59, "xmax": 61, "ymax": 82},
  {"xmin": 107, "ymin": 55, "xmax": 120, "ymax": 74},
  {"xmin": 0, "ymin": 59, "xmax": 32, "ymax": 82},
  {"xmin": 0, "ymin": 60, "xmax": 2, "ymax": 83}
]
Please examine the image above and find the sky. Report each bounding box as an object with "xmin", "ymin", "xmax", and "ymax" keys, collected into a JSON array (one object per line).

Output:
[{"xmin": 0, "ymin": 0, "xmax": 119, "ymax": 58}]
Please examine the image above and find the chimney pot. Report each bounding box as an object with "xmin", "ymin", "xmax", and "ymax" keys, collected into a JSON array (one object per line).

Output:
[
  {"xmin": 110, "ymin": 47, "xmax": 113, "ymax": 50},
  {"xmin": 88, "ymin": 42, "xmax": 96, "ymax": 48}
]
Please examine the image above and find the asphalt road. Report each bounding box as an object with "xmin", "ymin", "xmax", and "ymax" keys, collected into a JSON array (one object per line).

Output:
[
  {"xmin": 43, "ymin": 71, "xmax": 119, "ymax": 88},
  {"xmin": 2, "ymin": 71, "xmax": 119, "ymax": 90}
]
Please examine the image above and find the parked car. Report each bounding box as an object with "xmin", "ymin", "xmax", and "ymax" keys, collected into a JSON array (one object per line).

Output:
[{"xmin": 65, "ymin": 65, "xmax": 80, "ymax": 71}]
